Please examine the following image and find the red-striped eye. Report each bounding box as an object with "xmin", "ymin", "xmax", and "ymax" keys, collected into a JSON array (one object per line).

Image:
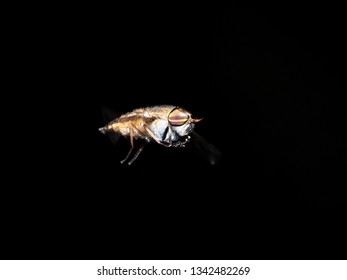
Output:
[{"xmin": 168, "ymin": 108, "xmax": 189, "ymax": 126}]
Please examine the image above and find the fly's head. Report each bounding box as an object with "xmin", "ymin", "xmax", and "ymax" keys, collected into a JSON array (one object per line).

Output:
[
  {"xmin": 143, "ymin": 106, "xmax": 202, "ymax": 147},
  {"xmin": 163, "ymin": 107, "xmax": 202, "ymax": 147}
]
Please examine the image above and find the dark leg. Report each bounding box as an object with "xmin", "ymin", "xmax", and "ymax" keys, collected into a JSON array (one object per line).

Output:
[
  {"xmin": 128, "ymin": 141, "xmax": 147, "ymax": 165},
  {"xmin": 120, "ymin": 130, "xmax": 134, "ymax": 164}
]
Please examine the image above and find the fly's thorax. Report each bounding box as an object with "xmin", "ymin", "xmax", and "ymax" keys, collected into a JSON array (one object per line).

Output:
[{"xmin": 147, "ymin": 118, "xmax": 171, "ymax": 142}]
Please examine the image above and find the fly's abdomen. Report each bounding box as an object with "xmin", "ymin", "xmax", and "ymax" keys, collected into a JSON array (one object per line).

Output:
[
  {"xmin": 99, "ymin": 121, "xmax": 121, "ymax": 134},
  {"xmin": 99, "ymin": 126, "xmax": 109, "ymax": 134},
  {"xmin": 99, "ymin": 117, "xmax": 146, "ymax": 139}
]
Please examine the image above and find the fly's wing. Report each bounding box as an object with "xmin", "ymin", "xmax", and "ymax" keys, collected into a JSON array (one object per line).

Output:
[
  {"xmin": 100, "ymin": 107, "xmax": 121, "ymax": 146},
  {"xmin": 190, "ymin": 132, "xmax": 222, "ymax": 165}
]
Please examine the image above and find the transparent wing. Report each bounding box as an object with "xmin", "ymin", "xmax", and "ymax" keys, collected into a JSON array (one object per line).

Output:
[
  {"xmin": 101, "ymin": 106, "xmax": 120, "ymax": 123},
  {"xmin": 190, "ymin": 132, "xmax": 222, "ymax": 165}
]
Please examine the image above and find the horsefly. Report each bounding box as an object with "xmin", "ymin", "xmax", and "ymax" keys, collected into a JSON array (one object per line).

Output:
[{"xmin": 99, "ymin": 105, "xmax": 221, "ymax": 165}]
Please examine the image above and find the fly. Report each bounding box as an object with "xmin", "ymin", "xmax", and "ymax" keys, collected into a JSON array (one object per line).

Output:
[{"xmin": 98, "ymin": 105, "xmax": 221, "ymax": 165}]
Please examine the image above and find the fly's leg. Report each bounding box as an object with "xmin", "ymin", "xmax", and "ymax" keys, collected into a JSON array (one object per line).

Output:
[
  {"xmin": 120, "ymin": 129, "xmax": 134, "ymax": 164},
  {"xmin": 121, "ymin": 124, "xmax": 148, "ymax": 164},
  {"xmin": 127, "ymin": 141, "xmax": 147, "ymax": 165}
]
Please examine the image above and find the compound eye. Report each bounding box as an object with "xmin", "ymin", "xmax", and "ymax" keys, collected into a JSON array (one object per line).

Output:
[{"xmin": 168, "ymin": 108, "xmax": 189, "ymax": 126}]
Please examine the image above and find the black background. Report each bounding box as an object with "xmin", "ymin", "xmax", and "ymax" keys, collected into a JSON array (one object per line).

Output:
[{"xmin": 4, "ymin": 3, "xmax": 346, "ymax": 259}]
